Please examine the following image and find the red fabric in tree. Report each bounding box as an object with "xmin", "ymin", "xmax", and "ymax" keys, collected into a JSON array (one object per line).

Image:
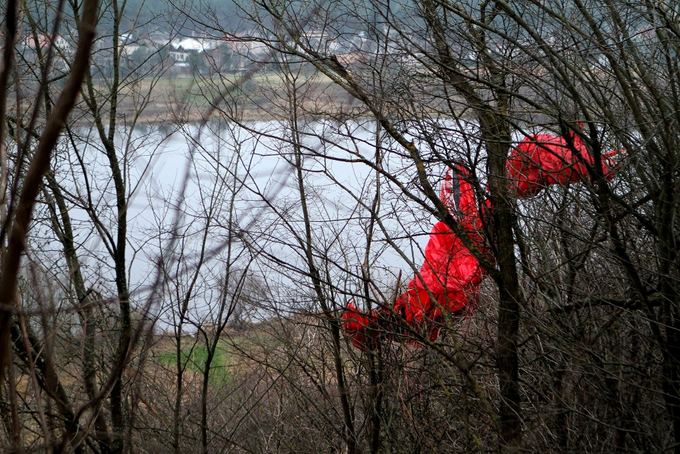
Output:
[
  {"xmin": 342, "ymin": 127, "xmax": 621, "ymax": 349},
  {"xmin": 507, "ymin": 129, "xmax": 618, "ymax": 198},
  {"xmin": 343, "ymin": 165, "xmax": 487, "ymax": 349},
  {"xmin": 341, "ymin": 302, "xmax": 379, "ymax": 350},
  {"xmin": 392, "ymin": 164, "xmax": 488, "ymax": 338}
]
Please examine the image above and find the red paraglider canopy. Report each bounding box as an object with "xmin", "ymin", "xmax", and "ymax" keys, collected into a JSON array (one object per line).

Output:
[{"xmin": 342, "ymin": 125, "xmax": 622, "ymax": 350}]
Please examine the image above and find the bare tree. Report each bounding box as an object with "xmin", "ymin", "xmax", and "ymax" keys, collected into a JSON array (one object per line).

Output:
[
  {"xmin": 183, "ymin": 0, "xmax": 680, "ymax": 451},
  {"xmin": 1, "ymin": 0, "xmax": 678, "ymax": 452}
]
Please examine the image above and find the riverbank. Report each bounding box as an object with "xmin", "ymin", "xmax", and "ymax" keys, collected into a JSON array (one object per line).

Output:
[
  {"xmin": 94, "ymin": 71, "xmax": 367, "ymax": 125},
  {"xmin": 80, "ymin": 71, "xmax": 466, "ymax": 126}
]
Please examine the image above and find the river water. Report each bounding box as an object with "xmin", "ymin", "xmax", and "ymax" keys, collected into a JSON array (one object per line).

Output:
[{"xmin": 43, "ymin": 118, "xmax": 466, "ymax": 328}]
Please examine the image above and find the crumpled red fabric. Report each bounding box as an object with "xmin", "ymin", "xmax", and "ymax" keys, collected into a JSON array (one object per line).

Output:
[
  {"xmin": 342, "ymin": 126, "xmax": 622, "ymax": 349},
  {"xmin": 507, "ymin": 129, "xmax": 619, "ymax": 198},
  {"xmin": 342, "ymin": 164, "xmax": 488, "ymax": 350},
  {"xmin": 391, "ymin": 164, "xmax": 489, "ymax": 342},
  {"xmin": 393, "ymin": 222, "xmax": 483, "ymax": 322},
  {"xmin": 340, "ymin": 302, "xmax": 380, "ymax": 350}
]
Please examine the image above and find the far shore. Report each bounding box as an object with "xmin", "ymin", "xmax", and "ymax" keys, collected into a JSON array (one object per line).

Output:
[
  {"xmin": 117, "ymin": 100, "xmax": 371, "ymax": 125},
  {"xmin": 66, "ymin": 71, "xmax": 470, "ymax": 127}
]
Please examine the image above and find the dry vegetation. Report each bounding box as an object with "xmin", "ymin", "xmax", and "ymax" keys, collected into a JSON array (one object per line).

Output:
[{"xmin": 0, "ymin": 0, "xmax": 679, "ymax": 452}]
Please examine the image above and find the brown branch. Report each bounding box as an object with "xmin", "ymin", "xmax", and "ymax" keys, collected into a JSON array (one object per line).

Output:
[
  {"xmin": 0, "ymin": 0, "xmax": 18, "ymax": 245},
  {"xmin": 0, "ymin": 0, "xmax": 99, "ymax": 384}
]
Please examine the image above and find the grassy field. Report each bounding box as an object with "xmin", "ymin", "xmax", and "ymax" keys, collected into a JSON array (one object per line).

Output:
[{"xmin": 156, "ymin": 342, "xmax": 232, "ymax": 386}]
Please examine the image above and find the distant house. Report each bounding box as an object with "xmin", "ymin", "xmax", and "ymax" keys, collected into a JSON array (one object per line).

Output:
[
  {"xmin": 165, "ymin": 36, "xmax": 224, "ymax": 74},
  {"xmin": 171, "ymin": 37, "xmax": 218, "ymax": 53},
  {"xmin": 22, "ymin": 33, "xmax": 72, "ymax": 55},
  {"xmin": 169, "ymin": 47, "xmax": 190, "ymax": 64}
]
